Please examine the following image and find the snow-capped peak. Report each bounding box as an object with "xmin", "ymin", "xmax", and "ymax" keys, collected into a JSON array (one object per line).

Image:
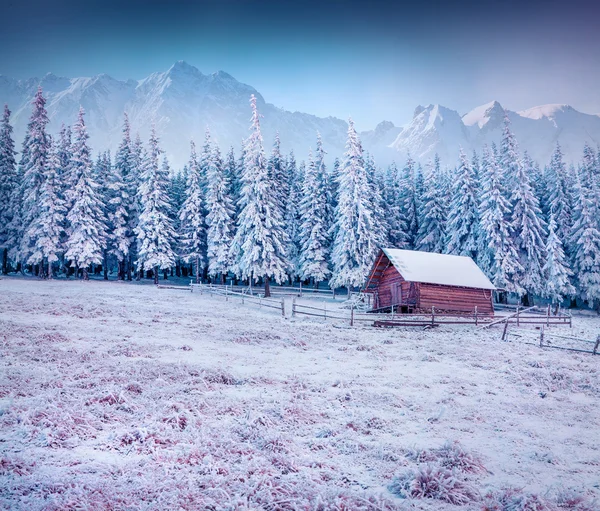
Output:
[
  {"xmin": 517, "ymin": 104, "xmax": 573, "ymax": 120},
  {"xmin": 462, "ymin": 100, "xmax": 504, "ymax": 128}
]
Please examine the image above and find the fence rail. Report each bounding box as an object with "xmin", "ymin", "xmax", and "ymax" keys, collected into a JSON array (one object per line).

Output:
[
  {"xmin": 190, "ymin": 283, "xmax": 285, "ymax": 316},
  {"xmin": 189, "ymin": 281, "xmax": 342, "ymax": 298},
  {"xmin": 504, "ymin": 326, "xmax": 599, "ymax": 355}
]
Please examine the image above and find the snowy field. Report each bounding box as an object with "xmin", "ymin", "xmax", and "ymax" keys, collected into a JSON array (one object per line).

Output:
[{"xmin": 1, "ymin": 277, "xmax": 599, "ymax": 510}]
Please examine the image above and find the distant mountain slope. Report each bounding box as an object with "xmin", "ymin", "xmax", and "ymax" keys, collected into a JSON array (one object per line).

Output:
[{"xmin": 1, "ymin": 62, "xmax": 598, "ymax": 168}]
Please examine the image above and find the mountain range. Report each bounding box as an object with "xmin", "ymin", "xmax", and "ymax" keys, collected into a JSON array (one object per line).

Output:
[{"xmin": 1, "ymin": 61, "xmax": 599, "ymax": 169}]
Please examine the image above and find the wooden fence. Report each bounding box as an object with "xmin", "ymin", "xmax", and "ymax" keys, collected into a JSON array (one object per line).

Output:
[
  {"xmin": 190, "ymin": 281, "xmax": 342, "ymax": 299},
  {"xmin": 504, "ymin": 326, "xmax": 600, "ymax": 355},
  {"xmin": 190, "ymin": 283, "xmax": 285, "ymax": 316}
]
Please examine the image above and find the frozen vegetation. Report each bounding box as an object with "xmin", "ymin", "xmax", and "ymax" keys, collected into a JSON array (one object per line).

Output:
[{"xmin": 1, "ymin": 277, "xmax": 599, "ymax": 510}]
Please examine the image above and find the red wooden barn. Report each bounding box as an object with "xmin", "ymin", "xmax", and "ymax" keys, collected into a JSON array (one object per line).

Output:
[{"xmin": 364, "ymin": 248, "xmax": 495, "ymax": 315}]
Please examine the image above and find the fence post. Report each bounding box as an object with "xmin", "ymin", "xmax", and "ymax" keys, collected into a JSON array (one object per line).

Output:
[
  {"xmin": 431, "ymin": 306, "xmax": 435, "ymax": 326},
  {"xmin": 569, "ymin": 312, "xmax": 572, "ymax": 329},
  {"xmin": 324, "ymin": 302, "xmax": 327, "ymax": 320},
  {"xmin": 225, "ymin": 285, "xmax": 228, "ymax": 302},
  {"xmin": 502, "ymin": 320, "xmax": 509, "ymax": 341},
  {"xmin": 593, "ymin": 335, "xmax": 600, "ymax": 355},
  {"xmin": 350, "ymin": 305, "xmax": 354, "ymax": 327},
  {"xmin": 539, "ymin": 326, "xmax": 545, "ymax": 348},
  {"xmin": 333, "ymin": 288, "xmax": 336, "ymax": 300},
  {"xmin": 516, "ymin": 306, "xmax": 520, "ymax": 327},
  {"xmin": 546, "ymin": 304, "xmax": 550, "ymax": 326},
  {"xmin": 299, "ymin": 281, "xmax": 303, "ymax": 298},
  {"xmin": 475, "ymin": 306, "xmax": 478, "ymax": 326},
  {"xmin": 292, "ymin": 297, "xmax": 296, "ymax": 317},
  {"xmin": 281, "ymin": 298, "xmax": 285, "ymax": 317}
]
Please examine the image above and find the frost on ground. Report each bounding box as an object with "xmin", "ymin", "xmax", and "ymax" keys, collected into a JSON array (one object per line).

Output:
[{"xmin": 0, "ymin": 278, "xmax": 598, "ymax": 510}]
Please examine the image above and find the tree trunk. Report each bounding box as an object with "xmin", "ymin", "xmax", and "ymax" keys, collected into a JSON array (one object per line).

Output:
[
  {"xmin": 126, "ymin": 255, "xmax": 132, "ymax": 281},
  {"xmin": 1, "ymin": 248, "xmax": 7, "ymax": 275},
  {"xmin": 48, "ymin": 259, "xmax": 54, "ymax": 279},
  {"xmin": 83, "ymin": 267, "xmax": 89, "ymax": 280},
  {"xmin": 264, "ymin": 277, "xmax": 271, "ymax": 298},
  {"xmin": 220, "ymin": 273, "xmax": 225, "ymax": 285},
  {"xmin": 195, "ymin": 256, "xmax": 200, "ymax": 284},
  {"xmin": 154, "ymin": 266, "xmax": 159, "ymax": 285},
  {"xmin": 163, "ymin": 268, "xmax": 168, "ymax": 280},
  {"xmin": 314, "ymin": 279, "xmax": 319, "ymax": 290},
  {"xmin": 175, "ymin": 261, "xmax": 181, "ymax": 278},
  {"xmin": 103, "ymin": 251, "xmax": 108, "ymax": 280}
]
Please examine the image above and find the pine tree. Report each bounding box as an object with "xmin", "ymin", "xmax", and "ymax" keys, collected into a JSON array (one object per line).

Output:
[
  {"xmin": 284, "ymin": 152, "xmax": 303, "ymax": 281},
  {"xmin": 500, "ymin": 112, "xmax": 520, "ymax": 190},
  {"xmin": 206, "ymin": 146, "xmax": 235, "ymax": 282},
  {"xmin": 547, "ymin": 143, "xmax": 574, "ymax": 246},
  {"xmin": 0, "ymin": 105, "xmax": 17, "ymax": 274},
  {"xmin": 330, "ymin": 119, "xmax": 379, "ymax": 291},
  {"xmin": 224, "ymin": 146, "xmax": 241, "ymax": 218},
  {"xmin": 544, "ymin": 211, "xmax": 575, "ymax": 306},
  {"xmin": 18, "ymin": 87, "xmax": 51, "ymax": 269},
  {"xmin": 570, "ymin": 178, "xmax": 600, "ymax": 309},
  {"xmin": 178, "ymin": 140, "xmax": 206, "ymax": 283},
  {"xmin": 107, "ymin": 150, "xmax": 131, "ymax": 280},
  {"xmin": 365, "ymin": 153, "xmax": 389, "ymax": 249},
  {"xmin": 416, "ymin": 156, "xmax": 447, "ymax": 253},
  {"xmin": 64, "ymin": 107, "xmax": 108, "ymax": 280},
  {"xmin": 510, "ymin": 151, "xmax": 547, "ymax": 301},
  {"xmin": 477, "ymin": 145, "xmax": 523, "ymax": 296},
  {"xmin": 25, "ymin": 138, "xmax": 66, "ymax": 278},
  {"xmin": 232, "ymin": 94, "xmax": 289, "ymax": 296},
  {"xmin": 445, "ymin": 148, "xmax": 480, "ymax": 259},
  {"xmin": 399, "ymin": 155, "xmax": 418, "ymax": 248},
  {"xmin": 267, "ymin": 132, "xmax": 288, "ymax": 226},
  {"xmin": 299, "ymin": 140, "xmax": 331, "ymax": 286},
  {"xmin": 383, "ymin": 162, "xmax": 406, "ymax": 247},
  {"xmin": 135, "ymin": 128, "xmax": 177, "ymax": 284}
]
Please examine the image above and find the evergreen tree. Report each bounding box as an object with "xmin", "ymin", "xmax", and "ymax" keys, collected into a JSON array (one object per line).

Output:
[
  {"xmin": 206, "ymin": 146, "xmax": 235, "ymax": 282},
  {"xmin": 330, "ymin": 119, "xmax": 379, "ymax": 291},
  {"xmin": 64, "ymin": 108, "xmax": 108, "ymax": 280},
  {"xmin": 284, "ymin": 152, "xmax": 303, "ymax": 281},
  {"xmin": 383, "ymin": 162, "xmax": 406, "ymax": 247},
  {"xmin": 107, "ymin": 150, "xmax": 131, "ymax": 280},
  {"xmin": 399, "ymin": 155, "xmax": 418, "ymax": 248},
  {"xmin": 570, "ymin": 178, "xmax": 600, "ymax": 309},
  {"xmin": 0, "ymin": 105, "xmax": 17, "ymax": 274},
  {"xmin": 416, "ymin": 156, "xmax": 447, "ymax": 253},
  {"xmin": 500, "ymin": 112, "xmax": 520, "ymax": 190},
  {"xmin": 19, "ymin": 87, "xmax": 51, "ymax": 268},
  {"xmin": 224, "ymin": 146, "xmax": 241, "ymax": 218},
  {"xmin": 25, "ymin": 138, "xmax": 66, "ymax": 278},
  {"xmin": 544, "ymin": 211, "xmax": 575, "ymax": 306},
  {"xmin": 477, "ymin": 145, "xmax": 523, "ymax": 296},
  {"xmin": 232, "ymin": 95, "xmax": 289, "ymax": 296},
  {"xmin": 547, "ymin": 143, "xmax": 574, "ymax": 246},
  {"xmin": 135, "ymin": 128, "xmax": 177, "ymax": 284},
  {"xmin": 445, "ymin": 148, "xmax": 480, "ymax": 259},
  {"xmin": 267, "ymin": 133, "xmax": 288, "ymax": 225},
  {"xmin": 178, "ymin": 140, "xmax": 206, "ymax": 283},
  {"xmin": 299, "ymin": 140, "xmax": 331, "ymax": 286},
  {"xmin": 365, "ymin": 152, "xmax": 388, "ymax": 249},
  {"xmin": 510, "ymin": 151, "xmax": 547, "ymax": 301}
]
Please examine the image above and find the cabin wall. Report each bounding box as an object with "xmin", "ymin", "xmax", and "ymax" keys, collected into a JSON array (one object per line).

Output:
[
  {"xmin": 418, "ymin": 283, "xmax": 494, "ymax": 314},
  {"xmin": 374, "ymin": 266, "xmax": 412, "ymax": 309}
]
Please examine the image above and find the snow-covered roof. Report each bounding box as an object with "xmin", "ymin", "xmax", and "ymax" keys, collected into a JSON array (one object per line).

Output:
[{"xmin": 382, "ymin": 248, "xmax": 496, "ymax": 290}]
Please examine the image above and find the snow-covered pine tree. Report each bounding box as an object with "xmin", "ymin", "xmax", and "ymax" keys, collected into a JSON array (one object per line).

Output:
[
  {"xmin": 544, "ymin": 211, "xmax": 575, "ymax": 306},
  {"xmin": 500, "ymin": 111, "xmax": 520, "ymax": 191},
  {"xmin": 18, "ymin": 87, "xmax": 51, "ymax": 270},
  {"xmin": 547, "ymin": 143, "xmax": 574, "ymax": 246},
  {"xmin": 383, "ymin": 162, "xmax": 406, "ymax": 248},
  {"xmin": 399, "ymin": 154, "xmax": 418, "ymax": 248},
  {"xmin": 130, "ymin": 133, "xmax": 145, "ymax": 280},
  {"xmin": 178, "ymin": 140, "xmax": 206, "ymax": 283},
  {"xmin": 570, "ymin": 177, "xmax": 600, "ymax": 310},
  {"xmin": 365, "ymin": 152, "xmax": 389, "ymax": 250},
  {"xmin": 416, "ymin": 156, "xmax": 447, "ymax": 253},
  {"xmin": 25, "ymin": 137, "xmax": 66, "ymax": 278},
  {"xmin": 299, "ymin": 142, "xmax": 331, "ymax": 287},
  {"xmin": 510, "ymin": 151, "xmax": 547, "ymax": 302},
  {"xmin": 445, "ymin": 148, "xmax": 480, "ymax": 259},
  {"xmin": 106, "ymin": 150, "xmax": 131, "ymax": 280},
  {"xmin": 580, "ymin": 143, "xmax": 600, "ymax": 213},
  {"xmin": 330, "ymin": 118, "xmax": 379, "ymax": 292},
  {"xmin": 206, "ymin": 146, "xmax": 235, "ymax": 282},
  {"xmin": 0, "ymin": 105, "xmax": 17, "ymax": 274},
  {"xmin": 95, "ymin": 150, "xmax": 113, "ymax": 279},
  {"xmin": 64, "ymin": 107, "xmax": 108, "ymax": 280},
  {"xmin": 329, "ymin": 157, "xmax": 341, "ymax": 214},
  {"xmin": 135, "ymin": 128, "xmax": 177, "ymax": 285},
  {"xmin": 284, "ymin": 152, "xmax": 303, "ymax": 281},
  {"xmin": 232, "ymin": 94, "xmax": 288, "ymax": 296},
  {"xmin": 477, "ymin": 145, "xmax": 523, "ymax": 297},
  {"xmin": 5, "ymin": 133, "xmax": 28, "ymax": 271},
  {"xmin": 267, "ymin": 133, "xmax": 288, "ymax": 226},
  {"xmin": 224, "ymin": 146, "xmax": 241, "ymax": 218}
]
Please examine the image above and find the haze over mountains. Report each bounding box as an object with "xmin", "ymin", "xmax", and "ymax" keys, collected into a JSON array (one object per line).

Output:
[{"xmin": 1, "ymin": 61, "xmax": 599, "ymax": 169}]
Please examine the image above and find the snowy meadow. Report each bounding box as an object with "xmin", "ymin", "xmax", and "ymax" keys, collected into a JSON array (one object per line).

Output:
[{"xmin": 1, "ymin": 278, "xmax": 598, "ymax": 510}]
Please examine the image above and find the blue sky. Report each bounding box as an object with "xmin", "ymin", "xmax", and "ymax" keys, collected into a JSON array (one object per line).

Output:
[{"xmin": 1, "ymin": 0, "xmax": 599, "ymax": 129}]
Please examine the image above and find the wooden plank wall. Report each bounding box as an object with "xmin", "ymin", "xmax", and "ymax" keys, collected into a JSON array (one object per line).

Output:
[
  {"xmin": 419, "ymin": 283, "xmax": 494, "ymax": 314},
  {"xmin": 376, "ymin": 266, "xmax": 413, "ymax": 308}
]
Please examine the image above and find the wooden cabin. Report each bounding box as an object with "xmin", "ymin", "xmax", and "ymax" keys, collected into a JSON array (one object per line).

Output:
[{"xmin": 364, "ymin": 248, "xmax": 495, "ymax": 315}]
